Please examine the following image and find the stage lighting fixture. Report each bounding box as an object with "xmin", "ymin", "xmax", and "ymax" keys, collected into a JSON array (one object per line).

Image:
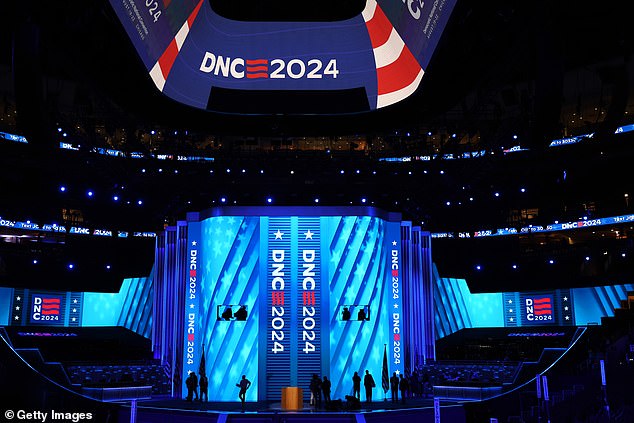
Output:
[{"xmin": 59, "ymin": 186, "xmax": 66, "ymax": 192}]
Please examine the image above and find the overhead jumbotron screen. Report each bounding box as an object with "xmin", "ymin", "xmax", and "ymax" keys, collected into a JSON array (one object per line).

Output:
[{"xmin": 108, "ymin": 0, "xmax": 456, "ymax": 114}]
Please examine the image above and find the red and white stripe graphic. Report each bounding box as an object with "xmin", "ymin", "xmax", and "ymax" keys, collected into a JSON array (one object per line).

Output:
[
  {"xmin": 149, "ymin": 0, "xmax": 204, "ymax": 91},
  {"xmin": 362, "ymin": 0, "xmax": 424, "ymax": 109}
]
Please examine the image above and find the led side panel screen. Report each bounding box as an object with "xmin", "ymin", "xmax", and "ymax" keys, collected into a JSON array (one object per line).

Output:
[
  {"xmin": 109, "ymin": 0, "xmax": 456, "ymax": 113},
  {"xmin": 2, "ymin": 277, "xmax": 153, "ymax": 338}
]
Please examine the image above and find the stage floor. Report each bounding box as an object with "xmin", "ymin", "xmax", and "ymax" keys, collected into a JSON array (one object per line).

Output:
[
  {"xmin": 117, "ymin": 395, "xmax": 469, "ymax": 423},
  {"xmin": 131, "ymin": 395, "xmax": 460, "ymax": 414}
]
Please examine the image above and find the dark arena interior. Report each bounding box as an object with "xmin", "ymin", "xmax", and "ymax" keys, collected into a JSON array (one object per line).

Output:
[{"xmin": 1, "ymin": 1, "xmax": 634, "ymax": 422}]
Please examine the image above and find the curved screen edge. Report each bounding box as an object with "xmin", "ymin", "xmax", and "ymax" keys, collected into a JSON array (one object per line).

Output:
[{"xmin": 109, "ymin": 0, "xmax": 456, "ymax": 114}]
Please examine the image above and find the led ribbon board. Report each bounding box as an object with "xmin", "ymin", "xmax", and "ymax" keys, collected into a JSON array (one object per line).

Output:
[{"xmin": 108, "ymin": 0, "xmax": 456, "ymax": 113}]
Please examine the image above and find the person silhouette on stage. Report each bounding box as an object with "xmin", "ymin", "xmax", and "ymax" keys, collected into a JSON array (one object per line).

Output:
[
  {"xmin": 399, "ymin": 374, "xmax": 409, "ymax": 404},
  {"xmin": 199, "ymin": 373, "xmax": 208, "ymax": 402},
  {"xmin": 185, "ymin": 372, "xmax": 196, "ymax": 401},
  {"xmin": 322, "ymin": 376, "xmax": 332, "ymax": 404},
  {"xmin": 342, "ymin": 307, "xmax": 351, "ymax": 321},
  {"xmin": 191, "ymin": 371, "xmax": 199, "ymax": 401},
  {"xmin": 390, "ymin": 372, "xmax": 399, "ymax": 403},
  {"xmin": 352, "ymin": 371, "xmax": 361, "ymax": 400},
  {"xmin": 235, "ymin": 306, "xmax": 248, "ymax": 321},
  {"xmin": 236, "ymin": 374, "xmax": 251, "ymax": 411},
  {"xmin": 310, "ymin": 374, "xmax": 322, "ymax": 407},
  {"xmin": 363, "ymin": 370, "xmax": 375, "ymax": 403}
]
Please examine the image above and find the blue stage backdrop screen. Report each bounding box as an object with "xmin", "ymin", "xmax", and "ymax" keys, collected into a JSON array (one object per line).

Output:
[{"xmin": 181, "ymin": 210, "xmax": 404, "ymax": 401}]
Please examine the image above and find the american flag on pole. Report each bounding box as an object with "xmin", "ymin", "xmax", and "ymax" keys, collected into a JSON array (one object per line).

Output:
[{"xmin": 382, "ymin": 344, "xmax": 389, "ymax": 393}]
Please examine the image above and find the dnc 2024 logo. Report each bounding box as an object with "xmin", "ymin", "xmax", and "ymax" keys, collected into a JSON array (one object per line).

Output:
[
  {"xmin": 525, "ymin": 296, "xmax": 553, "ymax": 322},
  {"xmin": 31, "ymin": 295, "xmax": 62, "ymax": 323}
]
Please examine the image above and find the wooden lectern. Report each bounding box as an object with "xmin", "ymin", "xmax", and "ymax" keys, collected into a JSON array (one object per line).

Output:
[{"xmin": 281, "ymin": 387, "xmax": 303, "ymax": 410}]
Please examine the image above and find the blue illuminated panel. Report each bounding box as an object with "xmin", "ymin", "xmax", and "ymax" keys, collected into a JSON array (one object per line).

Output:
[
  {"xmin": 386, "ymin": 221, "xmax": 405, "ymax": 374},
  {"xmin": 324, "ymin": 216, "xmax": 391, "ymax": 399},
  {"xmin": 296, "ymin": 218, "xmax": 321, "ymax": 399},
  {"xmin": 181, "ymin": 222, "xmax": 201, "ymax": 399},
  {"xmin": 266, "ymin": 217, "xmax": 292, "ymax": 401},
  {"xmin": 197, "ymin": 216, "xmax": 260, "ymax": 401}
]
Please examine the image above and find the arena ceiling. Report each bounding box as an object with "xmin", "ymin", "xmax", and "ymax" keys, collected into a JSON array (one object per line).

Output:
[{"xmin": 1, "ymin": 1, "xmax": 632, "ymax": 144}]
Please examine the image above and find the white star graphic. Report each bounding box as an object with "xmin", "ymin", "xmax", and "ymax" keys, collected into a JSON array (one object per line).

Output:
[
  {"xmin": 563, "ymin": 296, "xmax": 568, "ymax": 301},
  {"xmin": 15, "ymin": 306, "xmax": 20, "ymax": 311},
  {"xmin": 395, "ymin": 370, "xmax": 400, "ymax": 375},
  {"xmin": 509, "ymin": 309, "xmax": 513, "ymax": 313},
  {"xmin": 565, "ymin": 316, "xmax": 570, "ymax": 320},
  {"xmin": 564, "ymin": 306, "xmax": 569, "ymax": 311},
  {"xmin": 16, "ymin": 296, "xmax": 21, "ymax": 301},
  {"xmin": 190, "ymin": 304, "xmax": 195, "ymax": 309},
  {"xmin": 192, "ymin": 241, "xmax": 197, "ymax": 246},
  {"xmin": 509, "ymin": 317, "xmax": 514, "ymax": 322},
  {"xmin": 15, "ymin": 315, "xmax": 19, "ymax": 320},
  {"xmin": 394, "ymin": 303, "xmax": 399, "ymax": 309},
  {"xmin": 72, "ymin": 308, "xmax": 77, "ymax": 313},
  {"xmin": 73, "ymin": 299, "xmax": 78, "ymax": 304},
  {"xmin": 72, "ymin": 317, "xmax": 76, "ymax": 322},
  {"xmin": 304, "ymin": 230, "xmax": 314, "ymax": 240},
  {"xmin": 508, "ymin": 299, "xmax": 513, "ymax": 304},
  {"xmin": 392, "ymin": 240, "xmax": 397, "ymax": 246},
  {"xmin": 274, "ymin": 229, "xmax": 284, "ymax": 240}
]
